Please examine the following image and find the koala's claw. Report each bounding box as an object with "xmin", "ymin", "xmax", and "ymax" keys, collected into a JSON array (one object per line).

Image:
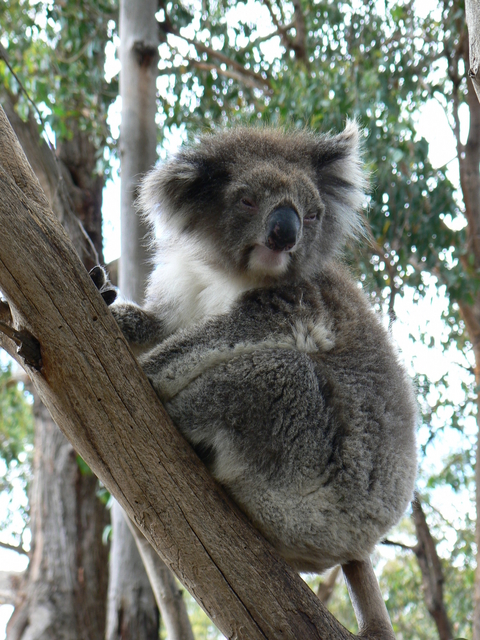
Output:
[{"xmin": 89, "ymin": 266, "xmax": 118, "ymax": 306}]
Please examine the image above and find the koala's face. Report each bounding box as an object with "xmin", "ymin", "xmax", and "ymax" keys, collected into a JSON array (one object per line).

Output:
[{"xmin": 139, "ymin": 123, "xmax": 367, "ymax": 282}]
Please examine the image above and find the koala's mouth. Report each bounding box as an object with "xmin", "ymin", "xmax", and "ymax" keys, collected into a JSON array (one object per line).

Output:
[{"xmin": 247, "ymin": 243, "xmax": 292, "ymax": 276}]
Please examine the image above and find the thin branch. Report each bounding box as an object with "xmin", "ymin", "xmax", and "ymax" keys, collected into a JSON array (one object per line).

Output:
[
  {"xmin": 0, "ymin": 540, "xmax": 29, "ymax": 557},
  {"xmin": 262, "ymin": 0, "xmax": 284, "ymax": 32},
  {"xmin": 162, "ymin": 26, "xmax": 271, "ymax": 91},
  {"xmin": 189, "ymin": 60, "xmax": 269, "ymax": 91},
  {"xmin": 291, "ymin": 0, "xmax": 308, "ymax": 62},
  {"xmin": 382, "ymin": 539, "xmax": 417, "ymax": 552},
  {"xmin": 317, "ymin": 566, "xmax": 341, "ymax": 605},
  {"xmin": 411, "ymin": 497, "xmax": 453, "ymax": 640},
  {"xmin": 0, "ymin": 44, "xmax": 54, "ymax": 150},
  {"xmin": 238, "ymin": 23, "xmax": 296, "ymax": 53}
]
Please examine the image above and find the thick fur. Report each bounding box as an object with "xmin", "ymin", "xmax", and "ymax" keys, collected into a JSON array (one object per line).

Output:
[{"xmin": 105, "ymin": 124, "xmax": 417, "ymax": 573}]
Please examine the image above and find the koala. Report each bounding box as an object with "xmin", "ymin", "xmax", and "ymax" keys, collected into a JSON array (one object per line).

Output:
[{"xmin": 96, "ymin": 122, "xmax": 417, "ymax": 573}]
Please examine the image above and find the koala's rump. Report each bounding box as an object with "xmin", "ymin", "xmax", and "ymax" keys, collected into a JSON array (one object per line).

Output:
[{"xmin": 164, "ymin": 345, "xmax": 416, "ymax": 572}]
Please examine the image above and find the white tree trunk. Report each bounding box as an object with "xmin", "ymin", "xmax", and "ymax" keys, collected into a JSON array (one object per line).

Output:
[
  {"xmin": 119, "ymin": 0, "xmax": 158, "ymax": 302},
  {"xmin": 112, "ymin": 2, "xmax": 195, "ymax": 639}
]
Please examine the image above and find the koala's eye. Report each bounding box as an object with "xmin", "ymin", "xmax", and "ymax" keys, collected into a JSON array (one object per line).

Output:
[
  {"xmin": 304, "ymin": 213, "xmax": 318, "ymax": 223},
  {"xmin": 241, "ymin": 198, "xmax": 257, "ymax": 210}
]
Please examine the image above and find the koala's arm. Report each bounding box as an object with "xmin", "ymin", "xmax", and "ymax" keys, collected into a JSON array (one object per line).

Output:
[
  {"xmin": 89, "ymin": 266, "xmax": 169, "ymax": 345},
  {"xmin": 109, "ymin": 302, "xmax": 168, "ymax": 346}
]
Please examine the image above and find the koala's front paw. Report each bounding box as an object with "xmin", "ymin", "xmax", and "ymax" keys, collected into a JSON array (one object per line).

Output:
[{"xmin": 89, "ymin": 266, "xmax": 118, "ymax": 306}]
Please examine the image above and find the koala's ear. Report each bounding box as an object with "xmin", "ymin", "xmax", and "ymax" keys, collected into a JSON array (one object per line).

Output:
[
  {"xmin": 137, "ymin": 153, "xmax": 229, "ymax": 230},
  {"xmin": 312, "ymin": 120, "xmax": 368, "ymax": 242}
]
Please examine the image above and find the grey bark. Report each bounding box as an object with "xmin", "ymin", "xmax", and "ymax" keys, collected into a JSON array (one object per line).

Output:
[
  {"xmin": 0, "ymin": 103, "xmax": 398, "ymax": 640},
  {"xmin": 127, "ymin": 520, "xmax": 195, "ymax": 640},
  {"xmin": 0, "ymin": 572, "xmax": 23, "ymax": 606},
  {"xmin": 466, "ymin": 0, "xmax": 480, "ymax": 103},
  {"xmin": 106, "ymin": 502, "xmax": 159, "ymax": 640},
  {"xmin": 317, "ymin": 566, "xmax": 341, "ymax": 605},
  {"xmin": 119, "ymin": 0, "xmax": 157, "ymax": 302},
  {"xmin": 1, "ymin": 96, "xmax": 109, "ymax": 640},
  {"xmin": 411, "ymin": 499, "xmax": 453, "ymax": 640}
]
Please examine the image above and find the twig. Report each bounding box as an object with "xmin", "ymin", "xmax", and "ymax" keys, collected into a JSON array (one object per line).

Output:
[
  {"xmin": 0, "ymin": 540, "xmax": 29, "ymax": 557},
  {"xmin": 0, "ymin": 44, "xmax": 55, "ymax": 151}
]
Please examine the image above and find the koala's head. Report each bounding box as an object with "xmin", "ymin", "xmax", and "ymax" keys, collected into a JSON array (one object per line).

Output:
[{"xmin": 139, "ymin": 122, "xmax": 367, "ymax": 282}]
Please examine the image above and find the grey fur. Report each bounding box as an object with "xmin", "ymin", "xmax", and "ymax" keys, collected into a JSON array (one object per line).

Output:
[{"xmin": 105, "ymin": 123, "xmax": 417, "ymax": 573}]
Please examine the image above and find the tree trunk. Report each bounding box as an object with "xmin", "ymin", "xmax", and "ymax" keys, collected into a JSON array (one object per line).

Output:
[
  {"xmin": 2, "ymin": 98, "xmax": 109, "ymax": 640},
  {"xmin": 6, "ymin": 399, "xmax": 109, "ymax": 640},
  {"xmin": 108, "ymin": 1, "xmax": 162, "ymax": 638},
  {"xmin": 119, "ymin": 0, "xmax": 157, "ymax": 302},
  {"xmin": 0, "ymin": 102, "xmax": 397, "ymax": 640},
  {"xmin": 127, "ymin": 520, "xmax": 195, "ymax": 640},
  {"xmin": 106, "ymin": 502, "xmax": 159, "ymax": 640},
  {"xmin": 454, "ymin": 62, "xmax": 480, "ymax": 640}
]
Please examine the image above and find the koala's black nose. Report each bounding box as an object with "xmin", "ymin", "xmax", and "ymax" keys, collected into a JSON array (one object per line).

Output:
[{"xmin": 265, "ymin": 207, "xmax": 301, "ymax": 252}]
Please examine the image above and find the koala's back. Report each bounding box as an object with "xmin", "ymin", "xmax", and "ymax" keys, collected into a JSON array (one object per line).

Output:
[{"xmin": 144, "ymin": 263, "xmax": 417, "ymax": 572}]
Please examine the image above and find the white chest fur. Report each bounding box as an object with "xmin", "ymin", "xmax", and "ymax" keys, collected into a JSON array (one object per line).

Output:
[{"xmin": 145, "ymin": 243, "xmax": 252, "ymax": 333}]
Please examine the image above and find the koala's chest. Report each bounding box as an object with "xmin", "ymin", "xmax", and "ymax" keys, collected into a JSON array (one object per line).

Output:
[{"xmin": 151, "ymin": 255, "xmax": 253, "ymax": 332}]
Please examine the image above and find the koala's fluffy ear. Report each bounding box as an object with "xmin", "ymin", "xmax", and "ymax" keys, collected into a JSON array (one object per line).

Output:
[
  {"xmin": 137, "ymin": 151, "xmax": 229, "ymax": 232},
  {"xmin": 313, "ymin": 120, "xmax": 368, "ymax": 243}
]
